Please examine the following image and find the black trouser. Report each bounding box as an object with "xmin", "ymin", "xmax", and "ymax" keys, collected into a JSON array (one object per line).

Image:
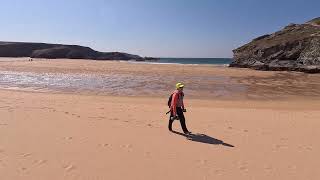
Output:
[{"xmin": 168, "ymin": 107, "xmax": 189, "ymax": 133}]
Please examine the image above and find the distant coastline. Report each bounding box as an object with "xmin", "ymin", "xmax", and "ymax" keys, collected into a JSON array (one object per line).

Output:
[{"xmin": 0, "ymin": 41, "xmax": 147, "ymax": 61}]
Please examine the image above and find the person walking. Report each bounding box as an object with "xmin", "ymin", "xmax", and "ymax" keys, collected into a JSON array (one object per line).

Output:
[{"xmin": 168, "ymin": 83, "xmax": 191, "ymax": 134}]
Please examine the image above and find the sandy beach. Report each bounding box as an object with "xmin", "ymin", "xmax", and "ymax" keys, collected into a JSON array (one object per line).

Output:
[
  {"xmin": 1, "ymin": 58, "xmax": 320, "ymax": 100},
  {"xmin": 1, "ymin": 58, "xmax": 320, "ymax": 180}
]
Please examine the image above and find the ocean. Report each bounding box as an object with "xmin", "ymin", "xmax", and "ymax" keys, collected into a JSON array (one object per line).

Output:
[{"xmin": 131, "ymin": 58, "xmax": 233, "ymax": 65}]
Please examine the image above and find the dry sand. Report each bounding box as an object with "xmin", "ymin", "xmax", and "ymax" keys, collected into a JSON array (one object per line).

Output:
[{"xmin": 0, "ymin": 58, "xmax": 320, "ymax": 180}]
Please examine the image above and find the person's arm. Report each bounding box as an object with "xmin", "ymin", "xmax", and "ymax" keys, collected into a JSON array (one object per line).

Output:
[
  {"xmin": 181, "ymin": 92, "xmax": 185, "ymax": 111},
  {"xmin": 181, "ymin": 97, "xmax": 185, "ymax": 110},
  {"xmin": 171, "ymin": 92, "xmax": 178, "ymax": 116}
]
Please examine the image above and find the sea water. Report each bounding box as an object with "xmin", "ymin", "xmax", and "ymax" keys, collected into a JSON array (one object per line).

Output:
[
  {"xmin": 128, "ymin": 58, "xmax": 233, "ymax": 66},
  {"xmin": 0, "ymin": 70, "xmax": 245, "ymax": 98},
  {"xmin": 156, "ymin": 58, "xmax": 232, "ymax": 65}
]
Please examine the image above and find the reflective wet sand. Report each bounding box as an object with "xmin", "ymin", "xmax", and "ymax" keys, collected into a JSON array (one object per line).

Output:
[{"xmin": 0, "ymin": 58, "xmax": 320, "ymax": 100}]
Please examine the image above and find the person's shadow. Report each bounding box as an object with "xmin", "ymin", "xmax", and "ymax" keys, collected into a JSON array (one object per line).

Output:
[{"xmin": 171, "ymin": 131, "xmax": 234, "ymax": 147}]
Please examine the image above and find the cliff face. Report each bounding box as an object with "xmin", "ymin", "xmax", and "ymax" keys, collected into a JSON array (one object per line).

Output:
[
  {"xmin": 230, "ymin": 17, "xmax": 320, "ymax": 73},
  {"xmin": 0, "ymin": 42, "xmax": 143, "ymax": 60}
]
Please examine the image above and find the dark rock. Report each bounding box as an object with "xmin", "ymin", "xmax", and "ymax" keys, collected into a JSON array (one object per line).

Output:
[
  {"xmin": 252, "ymin": 34, "xmax": 271, "ymax": 42},
  {"xmin": 143, "ymin": 57, "xmax": 160, "ymax": 61},
  {"xmin": 0, "ymin": 41, "xmax": 145, "ymax": 61},
  {"xmin": 230, "ymin": 17, "xmax": 320, "ymax": 73}
]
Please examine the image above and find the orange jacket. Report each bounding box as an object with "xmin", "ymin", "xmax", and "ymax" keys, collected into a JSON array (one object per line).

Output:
[{"xmin": 170, "ymin": 90, "xmax": 185, "ymax": 116}]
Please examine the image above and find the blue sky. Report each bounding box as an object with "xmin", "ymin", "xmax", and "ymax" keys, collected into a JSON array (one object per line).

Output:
[{"xmin": 0, "ymin": 0, "xmax": 319, "ymax": 57}]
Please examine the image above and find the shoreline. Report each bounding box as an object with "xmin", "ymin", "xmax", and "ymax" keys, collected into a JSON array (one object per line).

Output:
[
  {"xmin": 124, "ymin": 60, "xmax": 230, "ymax": 66},
  {"xmin": 0, "ymin": 58, "xmax": 320, "ymax": 101}
]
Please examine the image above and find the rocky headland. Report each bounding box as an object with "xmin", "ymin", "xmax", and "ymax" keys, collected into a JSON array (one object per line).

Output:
[
  {"xmin": 0, "ymin": 41, "xmax": 145, "ymax": 61},
  {"xmin": 230, "ymin": 17, "xmax": 320, "ymax": 73}
]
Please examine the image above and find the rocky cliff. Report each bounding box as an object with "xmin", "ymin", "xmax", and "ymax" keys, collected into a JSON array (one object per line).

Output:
[
  {"xmin": 0, "ymin": 41, "xmax": 144, "ymax": 60},
  {"xmin": 230, "ymin": 17, "xmax": 320, "ymax": 73}
]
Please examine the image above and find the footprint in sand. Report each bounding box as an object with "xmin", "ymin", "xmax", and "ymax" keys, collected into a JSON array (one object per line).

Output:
[
  {"xmin": 239, "ymin": 166, "xmax": 248, "ymax": 172},
  {"xmin": 297, "ymin": 145, "xmax": 312, "ymax": 152},
  {"xmin": 63, "ymin": 137, "xmax": 73, "ymax": 141},
  {"xmin": 21, "ymin": 153, "xmax": 32, "ymax": 158},
  {"xmin": 121, "ymin": 144, "xmax": 133, "ymax": 152},
  {"xmin": 144, "ymin": 151, "xmax": 151, "ymax": 157},
  {"xmin": 110, "ymin": 118, "xmax": 119, "ymax": 121},
  {"xmin": 238, "ymin": 162, "xmax": 249, "ymax": 172},
  {"xmin": 62, "ymin": 136, "xmax": 73, "ymax": 141},
  {"xmin": 214, "ymin": 169, "xmax": 224, "ymax": 175},
  {"xmin": 89, "ymin": 116, "xmax": 106, "ymax": 120},
  {"xmin": 98, "ymin": 143, "xmax": 110, "ymax": 148},
  {"xmin": 63, "ymin": 164, "xmax": 76, "ymax": 172},
  {"xmin": 264, "ymin": 165, "xmax": 273, "ymax": 171},
  {"xmin": 275, "ymin": 144, "xmax": 288, "ymax": 150},
  {"xmin": 70, "ymin": 114, "xmax": 81, "ymax": 118},
  {"xmin": 125, "ymin": 144, "xmax": 133, "ymax": 149},
  {"xmin": 305, "ymin": 146, "xmax": 313, "ymax": 151},
  {"xmin": 33, "ymin": 159, "xmax": 48, "ymax": 165}
]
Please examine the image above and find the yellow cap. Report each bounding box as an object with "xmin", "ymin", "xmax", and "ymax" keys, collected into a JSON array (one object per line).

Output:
[{"xmin": 176, "ymin": 82, "xmax": 185, "ymax": 89}]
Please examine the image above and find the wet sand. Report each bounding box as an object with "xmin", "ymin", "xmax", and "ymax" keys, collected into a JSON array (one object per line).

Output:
[
  {"xmin": 1, "ymin": 58, "xmax": 320, "ymax": 180},
  {"xmin": 1, "ymin": 57, "xmax": 320, "ymax": 100}
]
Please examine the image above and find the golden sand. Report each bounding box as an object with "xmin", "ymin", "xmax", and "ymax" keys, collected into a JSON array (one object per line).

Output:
[{"xmin": 0, "ymin": 58, "xmax": 320, "ymax": 180}]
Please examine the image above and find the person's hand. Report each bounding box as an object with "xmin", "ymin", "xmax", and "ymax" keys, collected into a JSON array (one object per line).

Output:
[
  {"xmin": 170, "ymin": 115, "xmax": 178, "ymax": 121},
  {"xmin": 183, "ymin": 108, "xmax": 187, "ymax": 112}
]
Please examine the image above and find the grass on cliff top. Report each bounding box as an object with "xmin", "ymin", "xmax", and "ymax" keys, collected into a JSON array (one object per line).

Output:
[
  {"xmin": 307, "ymin": 17, "xmax": 320, "ymax": 25},
  {"xmin": 235, "ymin": 22, "xmax": 319, "ymax": 51}
]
